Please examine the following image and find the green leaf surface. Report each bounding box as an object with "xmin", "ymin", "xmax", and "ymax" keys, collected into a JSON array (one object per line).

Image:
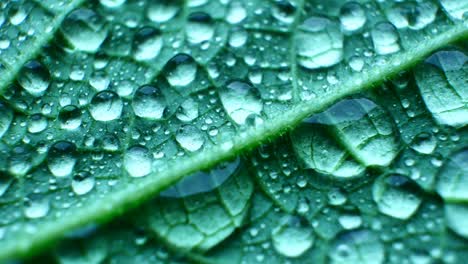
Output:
[{"xmin": 0, "ymin": 0, "xmax": 467, "ymax": 261}]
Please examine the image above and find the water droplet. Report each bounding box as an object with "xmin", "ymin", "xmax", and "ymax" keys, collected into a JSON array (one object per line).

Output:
[
  {"xmin": 219, "ymin": 81, "xmax": 263, "ymax": 125},
  {"xmin": 186, "ymin": 12, "xmax": 214, "ymax": 44},
  {"xmin": 18, "ymin": 60, "xmax": 50, "ymax": 96},
  {"xmin": 90, "ymin": 91, "xmax": 123, "ymax": 122},
  {"xmin": 272, "ymin": 1, "xmax": 296, "ymax": 24},
  {"xmin": 8, "ymin": 146, "xmax": 32, "ymax": 176},
  {"xmin": 24, "ymin": 196, "xmax": 49, "ymax": 219},
  {"xmin": 99, "ymin": 0, "xmax": 126, "ymax": 8},
  {"xmin": 410, "ymin": 132, "xmax": 437, "ymax": 154},
  {"xmin": 445, "ymin": 203, "xmax": 468, "ymax": 238},
  {"xmin": 164, "ymin": 54, "xmax": 198, "ymax": 87},
  {"xmin": 339, "ymin": 2, "xmax": 366, "ymax": 32},
  {"xmin": 348, "ymin": 56, "xmax": 364, "ymax": 72},
  {"xmin": 436, "ymin": 148, "xmax": 468, "ymax": 201},
  {"xmin": 176, "ymin": 98, "xmax": 199, "ymax": 122},
  {"xmin": 272, "ymin": 217, "xmax": 314, "ymax": 258},
  {"xmin": 61, "ymin": 9, "xmax": 108, "ymax": 52},
  {"xmin": 330, "ymin": 230, "xmax": 384, "ymax": 264},
  {"xmin": 59, "ymin": 105, "xmax": 82, "ymax": 130},
  {"xmin": 102, "ymin": 134, "xmax": 120, "ymax": 151},
  {"xmin": 328, "ymin": 189, "xmax": 347, "ymax": 206},
  {"xmin": 89, "ymin": 71, "xmax": 110, "ymax": 91},
  {"xmin": 371, "ymin": 22, "xmax": 400, "ymax": 55},
  {"xmin": 8, "ymin": 4, "xmax": 28, "ymax": 25},
  {"xmin": 160, "ymin": 158, "xmax": 240, "ymax": 197},
  {"xmin": 124, "ymin": 146, "xmax": 152, "ymax": 177},
  {"xmin": 116, "ymin": 80, "xmax": 136, "ymax": 98},
  {"xmin": 176, "ymin": 125, "xmax": 205, "ymax": 152},
  {"xmin": 132, "ymin": 27, "xmax": 163, "ymax": 61},
  {"xmin": 72, "ymin": 171, "xmax": 95, "ymax": 195},
  {"xmin": 47, "ymin": 141, "xmax": 77, "ymax": 177},
  {"xmin": 439, "ymin": 0, "xmax": 468, "ymax": 20},
  {"xmin": 188, "ymin": 0, "xmax": 208, "ymax": 7},
  {"xmin": 0, "ymin": 102, "xmax": 13, "ymax": 138},
  {"xmin": 229, "ymin": 27, "xmax": 248, "ymax": 48},
  {"xmin": 132, "ymin": 85, "xmax": 166, "ymax": 120},
  {"xmin": 296, "ymin": 17, "xmax": 344, "ymax": 69},
  {"xmin": 226, "ymin": 2, "xmax": 246, "ymax": 24},
  {"xmin": 147, "ymin": 0, "xmax": 181, "ymax": 22},
  {"xmin": 0, "ymin": 174, "xmax": 12, "ymax": 197},
  {"xmin": 387, "ymin": 2, "xmax": 437, "ymax": 30},
  {"xmin": 27, "ymin": 114, "xmax": 48, "ymax": 134},
  {"xmin": 373, "ymin": 174, "xmax": 422, "ymax": 219},
  {"xmin": 338, "ymin": 214, "xmax": 362, "ymax": 230}
]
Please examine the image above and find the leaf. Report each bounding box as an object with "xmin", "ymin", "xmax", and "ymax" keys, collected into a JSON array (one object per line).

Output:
[{"xmin": 0, "ymin": 0, "xmax": 467, "ymax": 261}]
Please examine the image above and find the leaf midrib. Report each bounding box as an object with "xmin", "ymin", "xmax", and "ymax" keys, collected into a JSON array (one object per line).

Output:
[{"xmin": 0, "ymin": 6, "xmax": 467, "ymax": 261}]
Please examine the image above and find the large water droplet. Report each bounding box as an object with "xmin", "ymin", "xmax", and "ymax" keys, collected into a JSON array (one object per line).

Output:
[
  {"xmin": 186, "ymin": 12, "xmax": 214, "ymax": 44},
  {"xmin": 132, "ymin": 27, "xmax": 163, "ymax": 61},
  {"xmin": 27, "ymin": 114, "xmax": 48, "ymax": 134},
  {"xmin": 61, "ymin": 9, "xmax": 108, "ymax": 52},
  {"xmin": 329, "ymin": 230, "xmax": 384, "ymax": 264},
  {"xmin": 219, "ymin": 81, "xmax": 263, "ymax": 125},
  {"xmin": 272, "ymin": 216, "xmax": 314, "ymax": 258},
  {"xmin": 371, "ymin": 22, "xmax": 400, "ymax": 55},
  {"xmin": 439, "ymin": 0, "xmax": 468, "ymax": 20},
  {"xmin": 176, "ymin": 125, "xmax": 205, "ymax": 152},
  {"xmin": 164, "ymin": 54, "xmax": 197, "ymax": 87},
  {"xmin": 72, "ymin": 171, "xmax": 95, "ymax": 195},
  {"xmin": 18, "ymin": 60, "xmax": 50, "ymax": 96},
  {"xmin": 176, "ymin": 98, "xmax": 199, "ymax": 122},
  {"xmin": 8, "ymin": 146, "xmax": 32, "ymax": 177},
  {"xmin": 296, "ymin": 17, "xmax": 344, "ymax": 69},
  {"xmin": 226, "ymin": 2, "xmax": 246, "ymax": 24},
  {"xmin": 228, "ymin": 27, "xmax": 248, "ymax": 48},
  {"xmin": 47, "ymin": 141, "xmax": 77, "ymax": 177},
  {"xmin": 8, "ymin": 4, "xmax": 28, "ymax": 25},
  {"xmin": 387, "ymin": 2, "xmax": 437, "ymax": 30},
  {"xmin": 24, "ymin": 196, "xmax": 50, "ymax": 219},
  {"xmin": 372, "ymin": 174, "xmax": 422, "ymax": 219},
  {"xmin": 59, "ymin": 105, "xmax": 82, "ymax": 130},
  {"xmin": 445, "ymin": 203, "xmax": 468, "ymax": 239},
  {"xmin": 272, "ymin": 1, "xmax": 296, "ymax": 24},
  {"xmin": 410, "ymin": 132, "xmax": 437, "ymax": 154},
  {"xmin": 147, "ymin": 0, "xmax": 181, "ymax": 22},
  {"xmin": 160, "ymin": 158, "xmax": 240, "ymax": 197},
  {"xmin": 90, "ymin": 91, "xmax": 123, "ymax": 122},
  {"xmin": 99, "ymin": 0, "xmax": 126, "ymax": 8},
  {"xmin": 124, "ymin": 146, "xmax": 152, "ymax": 178},
  {"xmin": 436, "ymin": 148, "xmax": 468, "ymax": 201},
  {"xmin": 0, "ymin": 102, "xmax": 13, "ymax": 138},
  {"xmin": 339, "ymin": 2, "xmax": 366, "ymax": 32},
  {"xmin": 132, "ymin": 85, "xmax": 166, "ymax": 120}
]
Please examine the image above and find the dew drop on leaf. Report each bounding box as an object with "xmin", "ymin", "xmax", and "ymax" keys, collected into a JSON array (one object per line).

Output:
[
  {"xmin": 439, "ymin": 0, "xmax": 468, "ymax": 20},
  {"xmin": 228, "ymin": 27, "xmax": 248, "ymax": 48},
  {"xmin": 186, "ymin": 12, "xmax": 214, "ymax": 44},
  {"xmin": 176, "ymin": 98, "xmax": 199, "ymax": 122},
  {"xmin": 410, "ymin": 132, "xmax": 437, "ymax": 154},
  {"xmin": 0, "ymin": 102, "xmax": 13, "ymax": 138},
  {"xmin": 329, "ymin": 230, "xmax": 384, "ymax": 264},
  {"xmin": 89, "ymin": 91, "xmax": 123, "ymax": 122},
  {"xmin": 59, "ymin": 105, "xmax": 82, "ymax": 130},
  {"xmin": 99, "ymin": 0, "xmax": 126, "ymax": 8},
  {"xmin": 0, "ymin": 174, "xmax": 12, "ymax": 197},
  {"xmin": 47, "ymin": 141, "xmax": 77, "ymax": 177},
  {"xmin": 226, "ymin": 2, "xmax": 246, "ymax": 24},
  {"xmin": 188, "ymin": 0, "xmax": 208, "ymax": 7},
  {"xmin": 445, "ymin": 203, "xmax": 468, "ymax": 238},
  {"xmin": 339, "ymin": 2, "xmax": 366, "ymax": 32},
  {"xmin": 271, "ymin": 216, "xmax": 314, "ymax": 258},
  {"xmin": 372, "ymin": 174, "xmax": 422, "ymax": 219},
  {"xmin": 371, "ymin": 22, "xmax": 401, "ymax": 55},
  {"xmin": 61, "ymin": 9, "xmax": 108, "ymax": 52},
  {"xmin": 387, "ymin": 2, "xmax": 437, "ymax": 30},
  {"xmin": 164, "ymin": 54, "xmax": 198, "ymax": 87},
  {"xmin": 328, "ymin": 189, "xmax": 347, "ymax": 206},
  {"xmin": 296, "ymin": 16, "xmax": 344, "ymax": 69},
  {"xmin": 8, "ymin": 4, "xmax": 27, "ymax": 26},
  {"xmin": 8, "ymin": 146, "xmax": 32, "ymax": 177},
  {"xmin": 338, "ymin": 214, "xmax": 362, "ymax": 230},
  {"xmin": 124, "ymin": 146, "xmax": 152, "ymax": 178},
  {"xmin": 271, "ymin": 0, "xmax": 296, "ymax": 24},
  {"xmin": 176, "ymin": 125, "xmax": 204, "ymax": 152},
  {"xmin": 219, "ymin": 81, "xmax": 263, "ymax": 125},
  {"xmin": 147, "ymin": 0, "xmax": 181, "ymax": 23},
  {"xmin": 132, "ymin": 27, "xmax": 163, "ymax": 61},
  {"xmin": 132, "ymin": 85, "xmax": 166, "ymax": 120},
  {"xmin": 436, "ymin": 148, "xmax": 468, "ymax": 201},
  {"xmin": 24, "ymin": 196, "xmax": 50, "ymax": 219},
  {"xmin": 72, "ymin": 171, "xmax": 95, "ymax": 196},
  {"xmin": 27, "ymin": 114, "xmax": 48, "ymax": 134},
  {"xmin": 89, "ymin": 71, "xmax": 110, "ymax": 91},
  {"xmin": 18, "ymin": 60, "xmax": 51, "ymax": 96}
]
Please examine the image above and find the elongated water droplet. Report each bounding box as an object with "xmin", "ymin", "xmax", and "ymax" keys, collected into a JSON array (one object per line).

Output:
[
  {"xmin": 61, "ymin": 9, "xmax": 108, "ymax": 52},
  {"xmin": 0, "ymin": 174, "xmax": 12, "ymax": 197},
  {"xmin": 371, "ymin": 22, "xmax": 400, "ymax": 55},
  {"xmin": 0, "ymin": 102, "xmax": 13, "ymax": 138},
  {"xmin": 59, "ymin": 105, "xmax": 82, "ymax": 130},
  {"xmin": 18, "ymin": 60, "xmax": 50, "ymax": 96},
  {"xmin": 410, "ymin": 132, "xmax": 437, "ymax": 154},
  {"xmin": 133, "ymin": 27, "xmax": 163, "ymax": 61},
  {"xmin": 373, "ymin": 174, "xmax": 422, "ymax": 219},
  {"xmin": 176, "ymin": 125, "xmax": 204, "ymax": 152},
  {"xmin": 72, "ymin": 171, "xmax": 95, "ymax": 195},
  {"xmin": 296, "ymin": 17, "xmax": 343, "ymax": 69},
  {"xmin": 132, "ymin": 85, "xmax": 166, "ymax": 120},
  {"xmin": 47, "ymin": 141, "xmax": 77, "ymax": 177},
  {"xmin": 272, "ymin": 217, "xmax": 314, "ymax": 258},
  {"xmin": 164, "ymin": 54, "xmax": 197, "ymax": 87},
  {"xmin": 124, "ymin": 146, "xmax": 152, "ymax": 178},
  {"xmin": 219, "ymin": 81, "xmax": 263, "ymax": 125},
  {"xmin": 90, "ymin": 91, "xmax": 123, "ymax": 122},
  {"xmin": 339, "ymin": 2, "xmax": 366, "ymax": 32},
  {"xmin": 186, "ymin": 12, "xmax": 214, "ymax": 44},
  {"xmin": 147, "ymin": 0, "xmax": 181, "ymax": 22}
]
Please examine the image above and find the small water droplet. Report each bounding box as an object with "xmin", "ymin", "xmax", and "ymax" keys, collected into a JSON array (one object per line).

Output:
[
  {"xmin": 132, "ymin": 85, "xmax": 166, "ymax": 120},
  {"xmin": 18, "ymin": 60, "xmax": 50, "ymax": 96},
  {"xmin": 124, "ymin": 146, "xmax": 152, "ymax": 177},
  {"xmin": 99, "ymin": 0, "xmax": 126, "ymax": 8},
  {"xmin": 176, "ymin": 98, "xmax": 199, "ymax": 122},
  {"xmin": 0, "ymin": 102, "xmax": 13, "ymax": 138},
  {"xmin": 339, "ymin": 2, "xmax": 366, "ymax": 32},
  {"xmin": 24, "ymin": 196, "xmax": 49, "ymax": 219},
  {"xmin": 228, "ymin": 27, "xmax": 248, "ymax": 48},
  {"xmin": 47, "ymin": 141, "xmax": 77, "ymax": 177},
  {"xmin": 338, "ymin": 214, "xmax": 362, "ymax": 230},
  {"xmin": 330, "ymin": 230, "xmax": 384, "ymax": 264},
  {"xmin": 226, "ymin": 2, "xmax": 246, "ymax": 24},
  {"xmin": 90, "ymin": 91, "xmax": 123, "ymax": 121},
  {"xmin": 132, "ymin": 27, "xmax": 163, "ymax": 61},
  {"xmin": 72, "ymin": 171, "xmax": 95, "ymax": 195},
  {"xmin": 272, "ymin": 1, "xmax": 296, "ymax": 24}
]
